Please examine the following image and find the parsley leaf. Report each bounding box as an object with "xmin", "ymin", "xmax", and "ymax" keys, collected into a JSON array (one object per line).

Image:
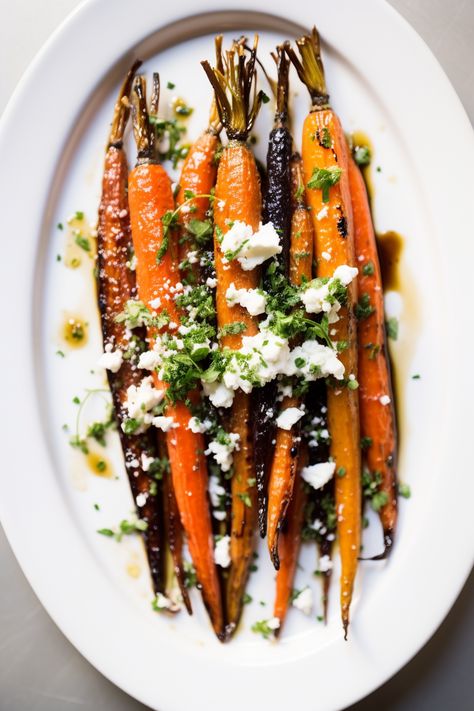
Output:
[{"xmin": 307, "ymin": 166, "xmax": 342, "ymax": 202}]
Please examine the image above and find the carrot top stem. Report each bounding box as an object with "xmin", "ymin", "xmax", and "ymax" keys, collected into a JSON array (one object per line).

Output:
[
  {"xmin": 285, "ymin": 27, "xmax": 329, "ymax": 107},
  {"xmin": 201, "ymin": 35, "xmax": 264, "ymax": 141},
  {"xmin": 108, "ymin": 60, "xmax": 142, "ymax": 148},
  {"xmin": 150, "ymin": 72, "xmax": 160, "ymax": 117},
  {"xmin": 131, "ymin": 76, "xmax": 157, "ymax": 164},
  {"xmin": 274, "ymin": 46, "xmax": 290, "ymax": 123}
]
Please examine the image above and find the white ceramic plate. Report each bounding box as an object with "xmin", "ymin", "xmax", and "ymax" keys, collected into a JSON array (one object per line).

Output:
[{"xmin": 1, "ymin": 1, "xmax": 474, "ymax": 709}]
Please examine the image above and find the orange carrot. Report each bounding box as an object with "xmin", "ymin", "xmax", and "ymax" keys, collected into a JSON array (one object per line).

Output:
[
  {"xmin": 287, "ymin": 29, "xmax": 361, "ymax": 638},
  {"xmin": 273, "ymin": 451, "xmax": 307, "ymax": 631},
  {"xmin": 202, "ymin": 38, "xmax": 264, "ymax": 636},
  {"xmin": 349, "ymin": 156, "xmax": 397, "ymax": 554},
  {"xmin": 267, "ymin": 154, "xmax": 313, "ymax": 568},
  {"xmin": 128, "ymin": 75, "xmax": 224, "ymax": 639}
]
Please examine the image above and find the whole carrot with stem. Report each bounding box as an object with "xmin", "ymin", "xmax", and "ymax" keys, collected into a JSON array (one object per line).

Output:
[
  {"xmin": 97, "ymin": 61, "xmax": 168, "ymax": 596},
  {"xmin": 349, "ymin": 155, "xmax": 397, "ymax": 555},
  {"xmin": 202, "ymin": 37, "xmax": 264, "ymax": 637},
  {"xmin": 266, "ymin": 152, "xmax": 313, "ymax": 568},
  {"xmin": 128, "ymin": 75, "xmax": 224, "ymax": 639},
  {"xmin": 287, "ymin": 29, "xmax": 361, "ymax": 638}
]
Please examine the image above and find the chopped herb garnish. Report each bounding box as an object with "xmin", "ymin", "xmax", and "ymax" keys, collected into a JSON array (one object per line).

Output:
[
  {"xmin": 337, "ymin": 467, "xmax": 346, "ymax": 478},
  {"xmin": 353, "ymin": 145, "xmax": 371, "ymax": 167},
  {"xmin": 307, "ymin": 166, "xmax": 342, "ymax": 203},
  {"xmin": 386, "ymin": 317, "xmax": 399, "ymax": 340},
  {"xmin": 355, "ymin": 293, "xmax": 374, "ymax": 320},
  {"xmin": 412, "ymin": 374, "xmax": 421, "ymax": 380},
  {"xmin": 93, "ymin": 503, "xmax": 100, "ymax": 511},
  {"xmin": 261, "ymin": 92, "xmax": 270, "ymax": 104},
  {"xmin": 237, "ymin": 492, "xmax": 252, "ymax": 508},
  {"xmin": 56, "ymin": 350, "xmax": 65, "ymax": 358},
  {"xmin": 97, "ymin": 517, "xmax": 147, "ymax": 542},
  {"xmin": 218, "ymin": 322, "xmax": 247, "ymax": 338},
  {"xmin": 360, "ymin": 436, "xmax": 373, "ymax": 450},
  {"xmin": 167, "ymin": 81, "xmax": 175, "ymax": 89},
  {"xmin": 251, "ymin": 619, "xmax": 276, "ymax": 639},
  {"xmin": 183, "ymin": 561, "xmax": 198, "ymax": 588},
  {"xmin": 57, "ymin": 222, "xmax": 64, "ymax": 230},
  {"xmin": 320, "ymin": 127, "xmax": 332, "ymax": 148},
  {"xmin": 398, "ymin": 483, "xmax": 411, "ymax": 499},
  {"xmin": 347, "ymin": 378, "xmax": 359, "ymax": 390},
  {"xmin": 75, "ymin": 234, "xmax": 91, "ymax": 252},
  {"xmin": 362, "ymin": 261, "xmax": 374, "ymax": 276},
  {"xmin": 243, "ymin": 593, "xmax": 253, "ymax": 605}
]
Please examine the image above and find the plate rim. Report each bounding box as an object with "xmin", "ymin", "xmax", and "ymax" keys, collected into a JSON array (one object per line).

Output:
[{"xmin": 1, "ymin": 0, "xmax": 474, "ymax": 709}]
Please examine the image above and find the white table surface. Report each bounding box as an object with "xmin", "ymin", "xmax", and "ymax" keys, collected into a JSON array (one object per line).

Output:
[{"xmin": 1, "ymin": 1, "xmax": 473, "ymax": 709}]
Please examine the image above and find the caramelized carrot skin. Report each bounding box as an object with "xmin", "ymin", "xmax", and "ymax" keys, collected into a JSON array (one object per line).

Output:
[
  {"xmin": 98, "ymin": 146, "xmax": 165, "ymax": 593},
  {"xmin": 177, "ymin": 131, "xmax": 219, "ymax": 267},
  {"xmin": 267, "ymin": 396, "xmax": 301, "ymax": 569},
  {"xmin": 267, "ymin": 154, "xmax": 313, "ymax": 569},
  {"xmin": 213, "ymin": 142, "xmax": 261, "ymax": 634},
  {"xmin": 302, "ymin": 109, "xmax": 361, "ymax": 633},
  {"xmin": 349, "ymin": 157, "xmax": 397, "ymax": 547},
  {"xmin": 128, "ymin": 162, "xmax": 224, "ymax": 638},
  {"xmin": 273, "ymin": 455, "xmax": 307, "ymax": 630},
  {"xmin": 214, "ymin": 142, "xmax": 261, "ymax": 348}
]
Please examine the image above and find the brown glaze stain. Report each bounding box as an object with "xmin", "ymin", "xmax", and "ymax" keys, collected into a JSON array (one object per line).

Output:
[
  {"xmin": 350, "ymin": 131, "xmax": 374, "ymax": 203},
  {"xmin": 63, "ymin": 214, "xmax": 97, "ymax": 269},
  {"xmin": 62, "ymin": 315, "xmax": 88, "ymax": 349},
  {"xmin": 86, "ymin": 451, "xmax": 113, "ymax": 478},
  {"xmin": 172, "ymin": 97, "xmax": 193, "ymax": 119},
  {"xmin": 376, "ymin": 230, "xmax": 404, "ymax": 292}
]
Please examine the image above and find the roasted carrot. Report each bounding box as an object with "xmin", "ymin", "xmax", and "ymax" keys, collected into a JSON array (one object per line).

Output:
[
  {"xmin": 176, "ymin": 104, "xmax": 220, "ymax": 275},
  {"xmin": 273, "ymin": 447, "xmax": 307, "ymax": 632},
  {"xmin": 254, "ymin": 48, "xmax": 293, "ymax": 539},
  {"xmin": 266, "ymin": 153, "xmax": 313, "ymax": 568},
  {"xmin": 349, "ymin": 156, "xmax": 397, "ymax": 555},
  {"xmin": 128, "ymin": 75, "xmax": 224, "ymax": 638},
  {"xmin": 97, "ymin": 61, "xmax": 168, "ymax": 595},
  {"xmin": 287, "ymin": 29, "xmax": 361, "ymax": 638},
  {"xmin": 202, "ymin": 38, "xmax": 264, "ymax": 636}
]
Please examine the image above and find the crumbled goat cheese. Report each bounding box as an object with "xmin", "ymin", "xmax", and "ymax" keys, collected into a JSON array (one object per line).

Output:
[
  {"xmin": 149, "ymin": 296, "xmax": 161, "ymax": 309},
  {"xmin": 187, "ymin": 416, "xmax": 211, "ymax": 434},
  {"xmin": 267, "ymin": 617, "xmax": 281, "ymax": 631},
  {"xmin": 206, "ymin": 277, "xmax": 217, "ymax": 288},
  {"xmin": 317, "ymin": 206, "xmax": 329, "ymax": 220},
  {"xmin": 225, "ymin": 283, "xmax": 267, "ymax": 316},
  {"xmin": 318, "ymin": 555, "xmax": 333, "ymax": 573},
  {"xmin": 292, "ymin": 587, "xmax": 313, "ymax": 615},
  {"xmin": 136, "ymin": 492, "xmax": 148, "ymax": 507},
  {"xmin": 187, "ymin": 251, "xmax": 199, "ymax": 264},
  {"xmin": 209, "ymin": 474, "xmax": 226, "ymax": 509},
  {"xmin": 123, "ymin": 376, "xmax": 164, "ymax": 432},
  {"xmin": 153, "ymin": 591, "xmax": 181, "ymax": 613},
  {"xmin": 379, "ymin": 394, "xmax": 391, "ymax": 406},
  {"xmin": 276, "ymin": 406, "xmax": 305, "ymax": 430},
  {"xmin": 205, "ymin": 433, "xmax": 240, "ymax": 472},
  {"xmin": 202, "ymin": 380, "xmax": 235, "ymax": 408},
  {"xmin": 97, "ymin": 344, "xmax": 123, "ymax": 373},
  {"xmin": 214, "ymin": 535, "xmax": 231, "ymax": 568},
  {"xmin": 220, "ymin": 220, "xmax": 282, "ymax": 271},
  {"xmin": 285, "ymin": 340, "xmax": 345, "ymax": 381},
  {"xmin": 301, "ymin": 461, "xmax": 336, "ymax": 490},
  {"xmin": 151, "ymin": 416, "xmax": 176, "ymax": 432},
  {"xmin": 300, "ymin": 265, "xmax": 358, "ymax": 323},
  {"xmin": 138, "ymin": 349, "xmax": 161, "ymax": 371},
  {"xmin": 141, "ymin": 453, "xmax": 155, "ymax": 472}
]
